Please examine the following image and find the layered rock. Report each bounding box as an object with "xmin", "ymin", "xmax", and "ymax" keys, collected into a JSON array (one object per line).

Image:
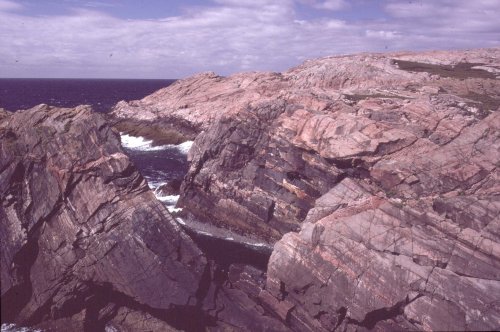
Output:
[
  {"xmin": 237, "ymin": 108, "xmax": 500, "ymax": 329},
  {"xmin": 112, "ymin": 47, "xmax": 500, "ymax": 330},
  {"xmin": 0, "ymin": 104, "xmax": 291, "ymax": 331},
  {"xmin": 266, "ymin": 106, "xmax": 499, "ymax": 329},
  {"xmin": 0, "ymin": 105, "xmax": 207, "ymax": 330},
  {"xmin": 111, "ymin": 71, "xmax": 288, "ymax": 133},
  {"xmin": 113, "ymin": 48, "xmax": 499, "ymax": 244}
]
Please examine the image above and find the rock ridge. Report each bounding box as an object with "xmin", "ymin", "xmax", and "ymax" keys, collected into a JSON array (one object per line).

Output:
[
  {"xmin": 0, "ymin": 104, "xmax": 209, "ymax": 330},
  {"xmin": 1, "ymin": 104, "xmax": 294, "ymax": 331},
  {"xmin": 112, "ymin": 47, "xmax": 500, "ymax": 330}
]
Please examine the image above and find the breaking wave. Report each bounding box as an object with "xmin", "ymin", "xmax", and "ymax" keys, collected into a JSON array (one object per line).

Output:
[
  {"xmin": 156, "ymin": 194, "xmax": 180, "ymax": 205},
  {"xmin": 120, "ymin": 133, "xmax": 193, "ymax": 154}
]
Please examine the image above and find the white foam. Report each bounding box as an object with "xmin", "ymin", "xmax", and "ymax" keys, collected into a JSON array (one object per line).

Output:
[
  {"xmin": 156, "ymin": 195, "xmax": 180, "ymax": 205},
  {"xmin": 177, "ymin": 140, "xmax": 194, "ymax": 154},
  {"xmin": 144, "ymin": 177, "xmax": 165, "ymax": 191},
  {"xmin": 146, "ymin": 178, "xmax": 182, "ymax": 211},
  {"xmin": 105, "ymin": 326, "xmax": 119, "ymax": 332},
  {"xmin": 120, "ymin": 134, "xmax": 168, "ymax": 151},
  {"xmin": 244, "ymin": 241, "xmax": 272, "ymax": 248},
  {"xmin": 1, "ymin": 324, "xmax": 42, "ymax": 332},
  {"xmin": 120, "ymin": 133, "xmax": 193, "ymax": 154},
  {"xmin": 168, "ymin": 206, "xmax": 183, "ymax": 213},
  {"xmin": 151, "ymin": 182, "xmax": 166, "ymax": 194}
]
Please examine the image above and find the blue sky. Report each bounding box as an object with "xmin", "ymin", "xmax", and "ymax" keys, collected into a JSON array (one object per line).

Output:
[{"xmin": 0, "ymin": 0, "xmax": 498, "ymax": 78}]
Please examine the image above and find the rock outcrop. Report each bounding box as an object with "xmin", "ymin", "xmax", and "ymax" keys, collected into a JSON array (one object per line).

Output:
[
  {"xmin": 0, "ymin": 104, "xmax": 291, "ymax": 331},
  {"xmin": 113, "ymin": 47, "xmax": 499, "ymax": 243},
  {"xmin": 155, "ymin": 178, "xmax": 183, "ymax": 197},
  {"xmin": 0, "ymin": 104, "xmax": 208, "ymax": 330},
  {"xmin": 112, "ymin": 48, "xmax": 500, "ymax": 330}
]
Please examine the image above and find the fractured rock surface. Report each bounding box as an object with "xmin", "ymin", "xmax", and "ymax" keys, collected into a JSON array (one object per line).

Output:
[
  {"xmin": 0, "ymin": 105, "xmax": 290, "ymax": 331},
  {"xmin": 113, "ymin": 48, "xmax": 500, "ymax": 330},
  {"xmin": 113, "ymin": 48, "xmax": 500, "ymax": 243},
  {"xmin": 0, "ymin": 105, "xmax": 206, "ymax": 330}
]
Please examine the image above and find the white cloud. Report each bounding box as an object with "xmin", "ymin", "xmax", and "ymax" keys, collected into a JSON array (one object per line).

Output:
[
  {"xmin": 0, "ymin": 0, "xmax": 498, "ymax": 78},
  {"xmin": 313, "ymin": 0, "xmax": 349, "ymax": 11},
  {"xmin": 0, "ymin": 0, "xmax": 22, "ymax": 11},
  {"xmin": 213, "ymin": 0, "xmax": 293, "ymax": 8},
  {"xmin": 365, "ymin": 29, "xmax": 400, "ymax": 40},
  {"xmin": 383, "ymin": 0, "xmax": 500, "ymax": 47}
]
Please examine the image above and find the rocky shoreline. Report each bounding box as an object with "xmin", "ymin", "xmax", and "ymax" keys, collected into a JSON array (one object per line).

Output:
[
  {"xmin": 113, "ymin": 47, "xmax": 500, "ymax": 244},
  {"xmin": 2, "ymin": 48, "xmax": 500, "ymax": 331},
  {"xmin": 0, "ymin": 104, "xmax": 290, "ymax": 331},
  {"xmin": 113, "ymin": 47, "xmax": 500, "ymax": 331}
]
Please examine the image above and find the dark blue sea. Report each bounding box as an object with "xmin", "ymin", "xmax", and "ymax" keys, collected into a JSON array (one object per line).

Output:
[{"xmin": 0, "ymin": 78, "xmax": 175, "ymax": 113}]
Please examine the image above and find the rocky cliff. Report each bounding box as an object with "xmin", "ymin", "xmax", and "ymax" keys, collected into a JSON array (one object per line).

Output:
[
  {"xmin": 112, "ymin": 48, "xmax": 500, "ymax": 330},
  {"xmin": 0, "ymin": 105, "xmax": 289, "ymax": 331},
  {"xmin": 112, "ymin": 48, "xmax": 499, "ymax": 242},
  {"xmin": 0, "ymin": 105, "xmax": 210, "ymax": 330}
]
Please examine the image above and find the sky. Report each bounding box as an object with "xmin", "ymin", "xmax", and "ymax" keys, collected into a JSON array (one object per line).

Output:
[{"xmin": 0, "ymin": 0, "xmax": 499, "ymax": 78}]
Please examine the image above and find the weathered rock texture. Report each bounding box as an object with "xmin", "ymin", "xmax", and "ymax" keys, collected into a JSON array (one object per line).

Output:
[
  {"xmin": 113, "ymin": 48, "xmax": 500, "ymax": 330},
  {"xmin": 113, "ymin": 48, "xmax": 499, "ymax": 242},
  {"xmin": 0, "ymin": 105, "xmax": 208, "ymax": 330},
  {"xmin": 0, "ymin": 104, "xmax": 291, "ymax": 331}
]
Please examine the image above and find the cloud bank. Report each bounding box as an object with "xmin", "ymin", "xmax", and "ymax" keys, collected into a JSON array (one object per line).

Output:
[{"xmin": 0, "ymin": 0, "xmax": 498, "ymax": 78}]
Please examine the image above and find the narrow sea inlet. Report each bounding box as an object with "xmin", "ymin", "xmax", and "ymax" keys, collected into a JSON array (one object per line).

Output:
[
  {"xmin": 119, "ymin": 132, "xmax": 192, "ymax": 210},
  {"xmin": 119, "ymin": 133, "xmax": 273, "ymax": 266}
]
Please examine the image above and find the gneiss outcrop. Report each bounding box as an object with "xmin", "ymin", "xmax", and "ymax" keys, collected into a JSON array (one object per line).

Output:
[
  {"xmin": 0, "ymin": 105, "xmax": 207, "ymax": 330},
  {"xmin": 112, "ymin": 48, "xmax": 499, "ymax": 243},
  {"xmin": 0, "ymin": 105, "xmax": 287, "ymax": 331},
  {"xmin": 113, "ymin": 48, "xmax": 500, "ymax": 330}
]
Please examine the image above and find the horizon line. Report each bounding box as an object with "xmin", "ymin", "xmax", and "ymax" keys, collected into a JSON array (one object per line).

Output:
[{"xmin": 0, "ymin": 77, "xmax": 178, "ymax": 80}]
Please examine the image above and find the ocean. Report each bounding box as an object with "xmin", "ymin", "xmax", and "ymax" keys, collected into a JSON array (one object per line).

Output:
[
  {"xmin": 0, "ymin": 77, "xmax": 189, "ymax": 209},
  {"xmin": 0, "ymin": 78, "xmax": 175, "ymax": 113}
]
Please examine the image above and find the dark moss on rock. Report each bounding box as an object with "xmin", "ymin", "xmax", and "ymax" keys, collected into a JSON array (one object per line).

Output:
[{"xmin": 393, "ymin": 60, "xmax": 497, "ymax": 80}]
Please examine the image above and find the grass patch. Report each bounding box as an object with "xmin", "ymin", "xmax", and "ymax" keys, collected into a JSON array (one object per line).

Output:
[{"xmin": 393, "ymin": 60, "xmax": 497, "ymax": 80}]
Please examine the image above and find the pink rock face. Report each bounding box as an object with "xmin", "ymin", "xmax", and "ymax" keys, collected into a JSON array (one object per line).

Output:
[
  {"xmin": 112, "ymin": 71, "xmax": 288, "ymax": 131},
  {"xmin": 113, "ymin": 48, "xmax": 500, "ymax": 330}
]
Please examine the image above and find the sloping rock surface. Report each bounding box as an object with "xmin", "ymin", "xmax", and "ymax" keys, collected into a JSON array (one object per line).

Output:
[
  {"xmin": 0, "ymin": 105, "xmax": 208, "ymax": 331},
  {"xmin": 113, "ymin": 48, "xmax": 499, "ymax": 244},
  {"xmin": 113, "ymin": 48, "xmax": 500, "ymax": 330},
  {"xmin": 1, "ymin": 105, "xmax": 291, "ymax": 332}
]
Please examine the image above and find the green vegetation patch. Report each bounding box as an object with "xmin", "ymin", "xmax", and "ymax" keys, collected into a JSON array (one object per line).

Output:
[{"xmin": 393, "ymin": 60, "xmax": 497, "ymax": 80}]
